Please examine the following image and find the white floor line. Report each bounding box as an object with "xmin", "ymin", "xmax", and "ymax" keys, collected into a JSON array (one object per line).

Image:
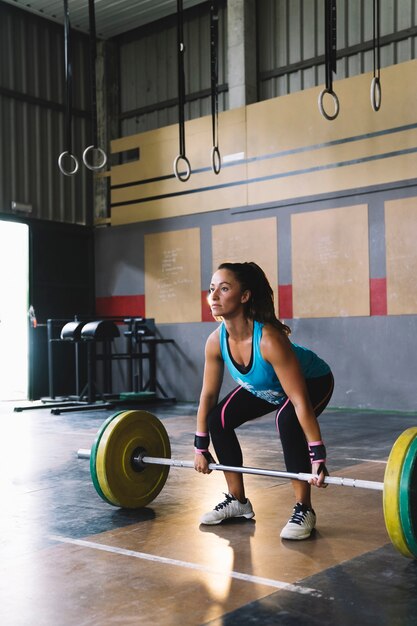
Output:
[
  {"xmin": 49, "ymin": 535, "xmax": 323, "ymax": 598},
  {"xmin": 344, "ymin": 458, "xmax": 387, "ymax": 464}
]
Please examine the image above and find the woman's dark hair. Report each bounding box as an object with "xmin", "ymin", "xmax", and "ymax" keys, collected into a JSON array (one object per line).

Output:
[{"xmin": 217, "ymin": 261, "xmax": 291, "ymax": 335}]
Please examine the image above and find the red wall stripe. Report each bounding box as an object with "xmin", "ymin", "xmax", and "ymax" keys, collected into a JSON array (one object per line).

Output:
[
  {"xmin": 370, "ymin": 278, "xmax": 387, "ymax": 316},
  {"xmin": 278, "ymin": 284, "xmax": 293, "ymax": 319},
  {"xmin": 95, "ymin": 295, "xmax": 145, "ymax": 318}
]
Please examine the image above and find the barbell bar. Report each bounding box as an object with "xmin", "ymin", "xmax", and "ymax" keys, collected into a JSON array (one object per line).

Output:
[
  {"xmin": 78, "ymin": 448, "xmax": 384, "ymax": 491},
  {"xmin": 77, "ymin": 410, "xmax": 417, "ymax": 560}
]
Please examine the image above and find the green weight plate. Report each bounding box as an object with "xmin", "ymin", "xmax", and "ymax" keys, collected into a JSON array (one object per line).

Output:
[
  {"xmin": 383, "ymin": 427, "xmax": 417, "ymax": 559},
  {"xmin": 399, "ymin": 434, "xmax": 417, "ymax": 558},
  {"xmin": 90, "ymin": 410, "xmax": 126, "ymax": 505},
  {"xmin": 95, "ymin": 410, "xmax": 171, "ymax": 509}
]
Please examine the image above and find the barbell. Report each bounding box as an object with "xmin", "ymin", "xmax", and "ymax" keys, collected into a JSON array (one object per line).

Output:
[{"xmin": 77, "ymin": 409, "xmax": 417, "ymax": 560}]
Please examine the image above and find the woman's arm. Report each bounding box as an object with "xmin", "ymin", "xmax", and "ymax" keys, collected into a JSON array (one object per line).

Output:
[
  {"xmin": 194, "ymin": 330, "xmax": 224, "ymax": 474},
  {"xmin": 261, "ymin": 325, "xmax": 327, "ymax": 487}
]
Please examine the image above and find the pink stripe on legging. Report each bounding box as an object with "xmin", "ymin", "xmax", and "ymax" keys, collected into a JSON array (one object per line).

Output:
[
  {"xmin": 275, "ymin": 375, "xmax": 334, "ymax": 431},
  {"xmin": 275, "ymin": 397, "xmax": 290, "ymax": 430},
  {"xmin": 221, "ymin": 387, "xmax": 243, "ymax": 429}
]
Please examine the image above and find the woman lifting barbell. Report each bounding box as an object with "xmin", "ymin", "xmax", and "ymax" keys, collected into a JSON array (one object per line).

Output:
[{"xmin": 194, "ymin": 261, "xmax": 334, "ymax": 540}]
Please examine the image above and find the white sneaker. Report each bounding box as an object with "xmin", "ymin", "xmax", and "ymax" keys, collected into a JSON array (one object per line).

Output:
[
  {"xmin": 280, "ymin": 502, "xmax": 316, "ymax": 540},
  {"xmin": 200, "ymin": 493, "xmax": 255, "ymax": 525}
]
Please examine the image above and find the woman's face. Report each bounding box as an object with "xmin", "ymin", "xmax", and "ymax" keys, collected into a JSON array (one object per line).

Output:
[{"xmin": 208, "ymin": 269, "xmax": 250, "ymax": 319}]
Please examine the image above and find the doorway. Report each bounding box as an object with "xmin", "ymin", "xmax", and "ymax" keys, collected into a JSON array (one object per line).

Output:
[{"xmin": 0, "ymin": 220, "xmax": 29, "ymax": 400}]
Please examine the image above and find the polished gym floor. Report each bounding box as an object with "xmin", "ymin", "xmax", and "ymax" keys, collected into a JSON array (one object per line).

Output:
[{"xmin": 1, "ymin": 399, "xmax": 417, "ymax": 625}]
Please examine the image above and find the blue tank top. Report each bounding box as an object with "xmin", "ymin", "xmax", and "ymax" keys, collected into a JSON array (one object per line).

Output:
[{"xmin": 219, "ymin": 320, "xmax": 330, "ymax": 405}]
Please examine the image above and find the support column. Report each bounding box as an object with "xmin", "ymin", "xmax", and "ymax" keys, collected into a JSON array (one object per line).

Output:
[
  {"xmin": 94, "ymin": 40, "xmax": 119, "ymax": 222},
  {"xmin": 227, "ymin": 0, "xmax": 257, "ymax": 109}
]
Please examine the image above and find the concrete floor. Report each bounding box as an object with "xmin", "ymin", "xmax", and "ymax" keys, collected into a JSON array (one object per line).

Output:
[{"xmin": 1, "ymin": 399, "xmax": 417, "ymax": 625}]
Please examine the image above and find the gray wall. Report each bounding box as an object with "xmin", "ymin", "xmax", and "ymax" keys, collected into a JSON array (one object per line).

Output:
[{"xmin": 95, "ymin": 179, "xmax": 417, "ymax": 412}]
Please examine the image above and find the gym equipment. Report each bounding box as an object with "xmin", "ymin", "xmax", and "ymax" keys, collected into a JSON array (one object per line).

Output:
[
  {"xmin": 318, "ymin": 0, "xmax": 339, "ymax": 121},
  {"xmin": 77, "ymin": 410, "xmax": 417, "ymax": 560},
  {"xmin": 210, "ymin": 0, "xmax": 221, "ymax": 175},
  {"xmin": 58, "ymin": 0, "xmax": 79, "ymax": 176},
  {"xmin": 371, "ymin": 0, "xmax": 382, "ymax": 111},
  {"xmin": 173, "ymin": 0, "xmax": 192, "ymax": 182},
  {"xmin": 83, "ymin": 0, "xmax": 107, "ymax": 171}
]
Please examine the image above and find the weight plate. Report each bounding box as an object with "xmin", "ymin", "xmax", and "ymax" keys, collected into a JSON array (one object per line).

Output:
[
  {"xmin": 90, "ymin": 411, "xmax": 126, "ymax": 505},
  {"xmin": 95, "ymin": 410, "xmax": 171, "ymax": 509},
  {"xmin": 399, "ymin": 435, "xmax": 417, "ymax": 558},
  {"xmin": 383, "ymin": 427, "xmax": 417, "ymax": 559}
]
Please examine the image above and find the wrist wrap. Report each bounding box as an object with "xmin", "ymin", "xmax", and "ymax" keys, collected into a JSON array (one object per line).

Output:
[
  {"xmin": 308, "ymin": 441, "xmax": 326, "ymax": 463},
  {"xmin": 194, "ymin": 433, "xmax": 210, "ymax": 451}
]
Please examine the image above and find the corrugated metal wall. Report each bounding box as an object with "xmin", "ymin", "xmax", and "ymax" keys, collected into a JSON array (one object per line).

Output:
[
  {"xmin": 118, "ymin": 0, "xmax": 417, "ymax": 138},
  {"xmin": 0, "ymin": 2, "xmax": 92, "ymax": 224},
  {"xmin": 257, "ymin": 0, "xmax": 417, "ymax": 100},
  {"xmin": 118, "ymin": 1, "xmax": 228, "ymax": 137}
]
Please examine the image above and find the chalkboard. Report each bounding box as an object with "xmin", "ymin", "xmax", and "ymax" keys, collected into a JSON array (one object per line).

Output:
[
  {"xmin": 144, "ymin": 228, "xmax": 201, "ymax": 323},
  {"xmin": 212, "ymin": 218, "xmax": 278, "ymax": 312},
  {"xmin": 385, "ymin": 198, "xmax": 417, "ymax": 315},
  {"xmin": 292, "ymin": 205, "xmax": 370, "ymax": 318}
]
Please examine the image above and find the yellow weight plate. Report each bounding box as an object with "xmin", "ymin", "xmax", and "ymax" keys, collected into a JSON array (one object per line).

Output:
[
  {"xmin": 95, "ymin": 410, "xmax": 171, "ymax": 509},
  {"xmin": 399, "ymin": 436, "xmax": 417, "ymax": 558},
  {"xmin": 383, "ymin": 427, "xmax": 417, "ymax": 559}
]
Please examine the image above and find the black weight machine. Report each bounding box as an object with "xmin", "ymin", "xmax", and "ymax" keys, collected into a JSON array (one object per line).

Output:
[{"xmin": 14, "ymin": 316, "xmax": 175, "ymax": 414}]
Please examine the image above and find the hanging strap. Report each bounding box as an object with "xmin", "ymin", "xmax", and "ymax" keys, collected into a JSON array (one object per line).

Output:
[
  {"xmin": 58, "ymin": 0, "xmax": 79, "ymax": 175},
  {"xmin": 83, "ymin": 0, "xmax": 107, "ymax": 170},
  {"xmin": 371, "ymin": 0, "xmax": 382, "ymax": 111},
  {"xmin": 173, "ymin": 0, "xmax": 191, "ymax": 182},
  {"xmin": 210, "ymin": 0, "xmax": 221, "ymax": 174},
  {"xmin": 318, "ymin": 0, "xmax": 339, "ymax": 121}
]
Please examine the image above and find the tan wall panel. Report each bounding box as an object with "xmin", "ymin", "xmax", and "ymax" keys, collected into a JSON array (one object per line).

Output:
[
  {"xmin": 111, "ymin": 107, "xmax": 247, "ymax": 186},
  {"xmin": 211, "ymin": 218, "xmax": 278, "ymax": 312},
  {"xmin": 144, "ymin": 228, "xmax": 201, "ymax": 323},
  {"xmin": 247, "ymin": 152, "xmax": 417, "ymax": 207},
  {"xmin": 385, "ymin": 197, "xmax": 417, "ymax": 315},
  {"xmin": 104, "ymin": 60, "xmax": 417, "ymax": 227},
  {"xmin": 292, "ymin": 205, "xmax": 370, "ymax": 318},
  {"xmin": 247, "ymin": 61, "xmax": 417, "ymax": 159}
]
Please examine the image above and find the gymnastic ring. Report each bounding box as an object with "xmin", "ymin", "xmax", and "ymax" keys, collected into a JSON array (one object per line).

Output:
[
  {"xmin": 173, "ymin": 154, "xmax": 191, "ymax": 182},
  {"xmin": 58, "ymin": 151, "xmax": 79, "ymax": 176},
  {"xmin": 211, "ymin": 146, "xmax": 221, "ymax": 175},
  {"xmin": 318, "ymin": 88, "xmax": 340, "ymax": 121},
  {"xmin": 370, "ymin": 76, "xmax": 382, "ymax": 112},
  {"xmin": 82, "ymin": 145, "xmax": 108, "ymax": 171}
]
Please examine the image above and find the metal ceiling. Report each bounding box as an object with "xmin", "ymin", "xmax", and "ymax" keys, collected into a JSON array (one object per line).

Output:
[{"xmin": 1, "ymin": 0, "xmax": 206, "ymax": 38}]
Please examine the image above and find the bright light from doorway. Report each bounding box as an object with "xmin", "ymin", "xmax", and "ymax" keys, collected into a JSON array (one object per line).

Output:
[{"xmin": 0, "ymin": 221, "xmax": 29, "ymax": 400}]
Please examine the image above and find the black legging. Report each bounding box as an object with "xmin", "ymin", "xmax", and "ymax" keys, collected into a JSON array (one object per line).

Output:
[{"xmin": 207, "ymin": 372, "xmax": 334, "ymax": 473}]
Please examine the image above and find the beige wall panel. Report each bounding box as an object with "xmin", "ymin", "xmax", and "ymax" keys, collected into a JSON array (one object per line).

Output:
[
  {"xmin": 246, "ymin": 61, "xmax": 417, "ymax": 206},
  {"xmin": 144, "ymin": 228, "xmax": 201, "ymax": 323},
  {"xmin": 292, "ymin": 205, "xmax": 370, "ymax": 318},
  {"xmin": 247, "ymin": 61, "xmax": 417, "ymax": 159},
  {"xmin": 211, "ymin": 218, "xmax": 278, "ymax": 312},
  {"xmin": 111, "ymin": 107, "xmax": 247, "ymax": 189},
  {"xmin": 247, "ymin": 152, "xmax": 417, "ymax": 207},
  {"xmin": 106, "ymin": 60, "xmax": 417, "ymax": 227},
  {"xmin": 111, "ymin": 172, "xmax": 247, "ymax": 225},
  {"xmin": 385, "ymin": 198, "xmax": 417, "ymax": 315}
]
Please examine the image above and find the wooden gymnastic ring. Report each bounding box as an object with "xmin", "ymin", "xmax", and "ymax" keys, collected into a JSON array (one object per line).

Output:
[
  {"xmin": 370, "ymin": 76, "xmax": 382, "ymax": 112},
  {"xmin": 173, "ymin": 154, "xmax": 191, "ymax": 182},
  {"xmin": 318, "ymin": 88, "xmax": 340, "ymax": 121},
  {"xmin": 211, "ymin": 146, "xmax": 221, "ymax": 175}
]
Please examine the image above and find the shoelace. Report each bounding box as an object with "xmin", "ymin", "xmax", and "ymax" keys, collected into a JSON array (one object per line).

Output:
[
  {"xmin": 289, "ymin": 505, "xmax": 309, "ymax": 526},
  {"xmin": 214, "ymin": 493, "xmax": 235, "ymax": 511}
]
